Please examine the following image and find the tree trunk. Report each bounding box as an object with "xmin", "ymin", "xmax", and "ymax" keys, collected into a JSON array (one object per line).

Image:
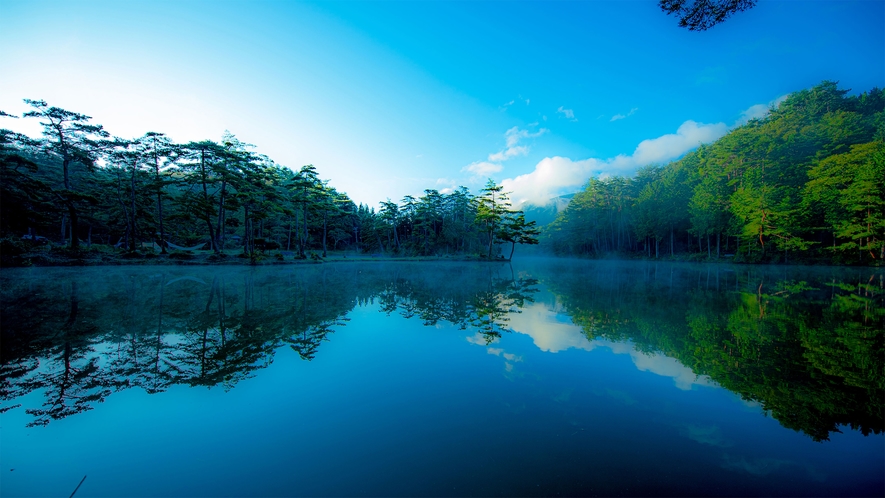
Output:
[
  {"xmin": 199, "ymin": 150, "xmax": 218, "ymax": 253},
  {"xmin": 243, "ymin": 205, "xmax": 250, "ymax": 255},
  {"xmin": 68, "ymin": 203, "xmax": 79, "ymax": 250},
  {"xmin": 155, "ymin": 155, "xmax": 167, "ymax": 254},
  {"xmin": 129, "ymin": 162, "xmax": 138, "ymax": 252},
  {"xmin": 322, "ymin": 209, "xmax": 328, "ymax": 258},
  {"xmin": 61, "ymin": 155, "xmax": 80, "ymax": 250},
  {"xmin": 287, "ymin": 220, "xmax": 292, "ymax": 251},
  {"xmin": 216, "ymin": 179, "xmax": 227, "ymax": 253},
  {"xmin": 301, "ymin": 199, "xmax": 308, "ymax": 257}
]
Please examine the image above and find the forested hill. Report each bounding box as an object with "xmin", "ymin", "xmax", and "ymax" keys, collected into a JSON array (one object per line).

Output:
[{"xmin": 544, "ymin": 81, "xmax": 885, "ymax": 265}]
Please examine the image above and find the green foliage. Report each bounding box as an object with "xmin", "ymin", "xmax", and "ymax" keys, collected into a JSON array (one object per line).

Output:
[
  {"xmin": 545, "ymin": 263, "xmax": 884, "ymax": 441},
  {"xmin": 543, "ymin": 80, "xmax": 885, "ymax": 265},
  {"xmin": 3, "ymin": 82, "xmax": 882, "ymax": 265},
  {"xmin": 659, "ymin": 0, "xmax": 757, "ymax": 31}
]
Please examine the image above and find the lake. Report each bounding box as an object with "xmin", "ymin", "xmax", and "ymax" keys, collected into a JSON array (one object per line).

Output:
[{"xmin": 1, "ymin": 260, "xmax": 882, "ymax": 497}]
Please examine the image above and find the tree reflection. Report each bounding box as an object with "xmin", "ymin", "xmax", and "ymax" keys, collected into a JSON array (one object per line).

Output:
[
  {"xmin": 1, "ymin": 280, "xmax": 111, "ymax": 427},
  {"xmin": 545, "ymin": 262, "xmax": 884, "ymax": 441},
  {"xmin": 371, "ymin": 264, "xmax": 538, "ymax": 343},
  {"xmin": 0, "ymin": 264, "xmax": 539, "ymax": 426},
  {"xmin": 2, "ymin": 262, "xmax": 880, "ymax": 440}
]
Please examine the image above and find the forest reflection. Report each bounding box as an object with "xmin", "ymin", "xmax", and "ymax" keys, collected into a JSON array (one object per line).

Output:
[
  {"xmin": 0, "ymin": 263, "xmax": 536, "ymax": 427},
  {"xmin": 1, "ymin": 262, "xmax": 882, "ymax": 443}
]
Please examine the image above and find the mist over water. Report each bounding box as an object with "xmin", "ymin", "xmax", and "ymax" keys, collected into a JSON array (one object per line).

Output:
[{"xmin": 1, "ymin": 260, "xmax": 882, "ymax": 496}]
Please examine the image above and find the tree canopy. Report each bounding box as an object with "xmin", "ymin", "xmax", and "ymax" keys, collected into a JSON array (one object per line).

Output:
[
  {"xmin": 544, "ymin": 81, "xmax": 885, "ymax": 265},
  {"xmin": 0, "ymin": 105, "xmax": 540, "ymax": 263},
  {"xmin": 659, "ymin": 0, "xmax": 757, "ymax": 31}
]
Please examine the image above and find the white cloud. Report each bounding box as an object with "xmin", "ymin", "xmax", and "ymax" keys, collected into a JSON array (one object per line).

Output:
[
  {"xmin": 738, "ymin": 103, "xmax": 768, "ymax": 123},
  {"xmin": 480, "ymin": 97, "xmax": 782, "ymax": 205},
  {"xmin": 630, "ymin": 120, "xmax": 728, "ymax": 164},
  {"xmin": 610, "ymin": 107, "xmax": 638, "ymax": 122},
  {"xmin": 465, "ymin": 125, "xmax": 548, "ymax": 178},
  {"xmin": 503, "ymin": 119, "xmax": 729, "ymax": 206},
  {"xmin": 557, "ymin": 106, "xmax": 576, "ymax": 120},
  {"xmin": 501, "ymin": 97, "xmax": 530, "ymax": 110},
  {"xmin": 503, "ymin": 156, "xmax": 604, "ymax": 206},
  {"xmin": 434, "ymin": 177, "xmax": 457, "ymax": 195},
  {"xmin": 488, "ymin": 145, "xmax": 528, "ymax": 162},
  {"xmin": 505, "ymin": 125, "xmax": 547, "ymax": 147},
  {"xmin": 462, "ymin": 161, "xmax": 503, "ymax": 177},
  {"xmin": 736, "ymin": 94, "xmax": 788, "ymax": 125}
]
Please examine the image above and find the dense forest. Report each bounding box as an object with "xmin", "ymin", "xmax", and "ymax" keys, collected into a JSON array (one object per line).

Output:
[
  {"xmin": 1, "ymin": 80, "xmax": 882, "ymax": 266},
  {"xmin": 0, "ymin": 102, "xmax": 537, "ymax": 265},
  {"xmin": 544, "ymin": 81, "xmax": 885, "ymax": 265}
]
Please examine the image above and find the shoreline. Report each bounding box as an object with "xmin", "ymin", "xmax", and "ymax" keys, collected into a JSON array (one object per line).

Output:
[{"xmin": 2, "ymin": 247, "xmax": 881, "ymax": 269}]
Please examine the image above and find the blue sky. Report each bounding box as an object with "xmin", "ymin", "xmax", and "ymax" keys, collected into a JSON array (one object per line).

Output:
[{"xmin": 1, "ymin": 0, "xmax": 883, "ymax": 206}]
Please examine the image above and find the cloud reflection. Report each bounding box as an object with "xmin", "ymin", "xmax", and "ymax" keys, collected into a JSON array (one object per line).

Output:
[
  {"xmin": 507, "ymin": 301, "xmax": 596, "ymax": 353},
  {"xmin": 467, "ymin": 333, "xmax": 523, "ymax": 374},
  {"xmin": 608, "ymin": 343, "xmax": 718, "ymax": 391},
  {"xmin": 680, "ymin": 424, "xmax": 732, "ymax": 448},
  {"xmin": 508, "ymin": 301, "xmax": 717, "ymax": 391}
]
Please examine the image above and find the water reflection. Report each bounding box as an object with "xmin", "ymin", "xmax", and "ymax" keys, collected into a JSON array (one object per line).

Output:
[
  {"xmin": 1, "ymin": 261, "xmax": 882, "ymax": 442},
  {"xmin": 541, "ymin": 261, "xmax": 884, "ymax": 441}
]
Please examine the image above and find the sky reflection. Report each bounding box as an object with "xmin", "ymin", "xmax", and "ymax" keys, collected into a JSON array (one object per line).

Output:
[{"xmin": 506, "ymin": 294, "xmax": 718, "ymax": 391}]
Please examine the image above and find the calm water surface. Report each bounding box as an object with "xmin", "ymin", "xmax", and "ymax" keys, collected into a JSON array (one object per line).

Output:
[{"xmin": 1, "ymin": 260, "xmax": 883, "ymax": 497}]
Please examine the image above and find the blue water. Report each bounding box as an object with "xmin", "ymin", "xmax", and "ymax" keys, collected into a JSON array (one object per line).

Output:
[{"xmin": 1, "ymin": 262, "xmax": 882, "ymax": 496}]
